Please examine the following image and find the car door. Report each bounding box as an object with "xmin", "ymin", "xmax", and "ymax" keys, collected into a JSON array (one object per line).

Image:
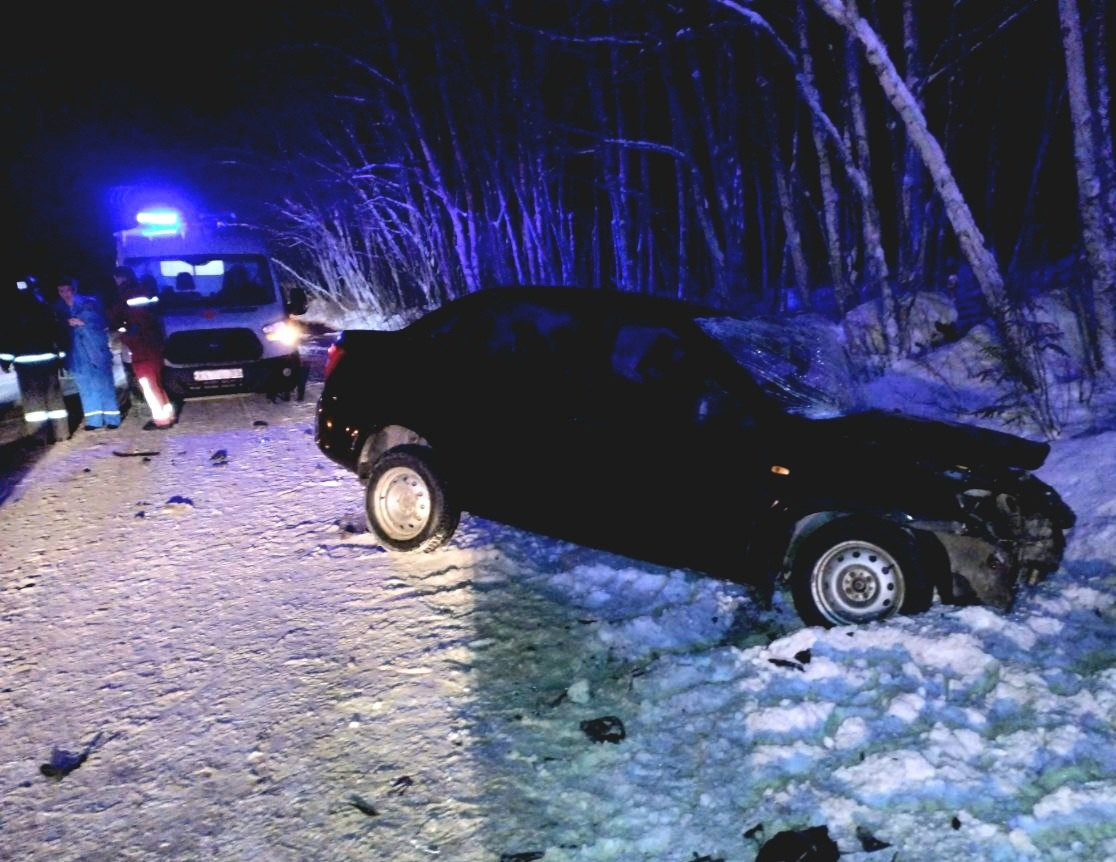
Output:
[
  {"xmin": 426, "ymin": 298, "xmax": 590, "ymax": 523},
  {"xmin": 565, "ymin": 316, "xmax": 776, "ymax": 567}
]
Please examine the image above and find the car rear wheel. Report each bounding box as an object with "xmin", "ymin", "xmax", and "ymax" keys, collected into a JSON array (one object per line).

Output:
[
  {"xmin": 791, "ymin": 517, "xmax": 932, "ymax": 627},
  {"xmin": 365, "ymin": 445, "xmax": 459, "ymax": 553}
]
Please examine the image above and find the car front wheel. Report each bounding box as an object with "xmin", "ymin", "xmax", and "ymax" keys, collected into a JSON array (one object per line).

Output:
[
  {"xmin": 365, "ymin": 445, "xmax": 459, "ymax": 553},
  {"xmin": 791, "ymin": 517, "xmax": 932, "ymax": 627}
]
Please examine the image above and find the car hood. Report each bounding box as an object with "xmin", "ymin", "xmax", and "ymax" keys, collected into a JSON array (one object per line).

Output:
[{"xmin": 794, "ymin": 409, "xmax": 1050, "ymax": 472}]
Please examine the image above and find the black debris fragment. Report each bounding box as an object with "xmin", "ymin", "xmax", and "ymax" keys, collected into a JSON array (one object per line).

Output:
[
  {"xmin": 165, "ymin": 495, "xmax": 194, "ymax": 506},
  {"xmin": 856, "ymin": 825, "xmax": 892, "ymax": 851},
  {"xmin": 253, "ymin": 420, "xmax": 269, "ymax": 427},
  {"xmin": 210, "ymin": 449, "xmax": 228, "ymax": 466},
  {"xmin": 744, "ymin": 823, "xmax": 764, "ymax": 840},
  {"xmin": 112, "ymin": 449, "xmax": 160, "ymax": 457},
  {"xmin": 499, "ymin": 853, "xmax": 544, "ymax": 862},
  {"xmin": 794, "ymin": 648, "xmax": 812, "ymax": 664},
  {"xmin": 952, "ymin": 815, "xmax": 962, "ymax": 830},
  {"xmin": 40, "ymin": 731, "xmax": 103, "ymax": 781},
  {"xmin": 688, "ymin": 854, "xmax": 724, "ymax": 862},
  {"xmin": 135, "ymin": 511, "xmax": 145, "ymax": 518},
  {"xmin": 580, "ymin": 715, "xmax": 625, "ymax": 744},
  {"xmin": 755, "ymin": 825, "xmax": 839, "ymax": 862},
  {"xmin": 347, "ymin": 794, "xmax": 378, "ymax": 817},
  {"xmin": 768, "ymin": 658, "xmax": 805, "ymax": 672},
  {"xmin": 388, "ymin": 775, "xmax": 413, "ymax": 796}
]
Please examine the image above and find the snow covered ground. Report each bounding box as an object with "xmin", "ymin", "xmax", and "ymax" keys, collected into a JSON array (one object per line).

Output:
[{"xmin": 1, "ymin": 339, "xmax": 1115, "ymax": 860}]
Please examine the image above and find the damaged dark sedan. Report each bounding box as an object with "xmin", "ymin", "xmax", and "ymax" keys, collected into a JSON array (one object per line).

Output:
[{"xmin": 316, "ymin": 287, "xmax": 1075, "ymax": 628}]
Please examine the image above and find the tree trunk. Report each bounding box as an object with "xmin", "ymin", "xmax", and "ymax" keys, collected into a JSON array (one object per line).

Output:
[
  {"xmin": 897, "ymin": 0, "xmax": 929, "ymax": 294},
  {"xmin": 798, "ymin": 0, "xmax": 852, "ymax": 313},
  {"xmin": 1058, "ymin": 0, "xmax": 1116, "ymax": 367},
  {"xmin": 1089, "ymin": 0, "xmax": 1116, "ymax": 251},
  {"xmin": 814, "ymin": 0, "xmax": 1036, "ymax": 383},
  {"xmin": 763, "ymin": 85, "xmax": 811, "ymax": 310}
]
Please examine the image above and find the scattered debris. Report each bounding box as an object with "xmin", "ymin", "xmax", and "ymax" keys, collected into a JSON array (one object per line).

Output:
[
  {"xmin": 388, "ymin": 775, "xmax": 413, "ymax": 796},
  {"xmin": 163, "ymin": 495, "xmax": 195, "ymax": 513},
  {"xmin": 210, "ymin": 449, "xmax": 228, "ymax": 466},
  {"xmin": 40, "ymin": 731, "xmax": 104, "ymax": 781},
  {"xmin": 856, "ymin": 825, "xmax": 892, "ymax": 851},
  {"xmin": 580, "ymin": 715, "xmax": 625, "ymax": 744},
  {"xmin": 499, "ymin": 852, "xmax": 544, "ymax": 862},
  {"xmin": 768, "ymin": 658, "xmax": 805, "ymax": 672},
  {"xmin": 567, "ymin": 679, "xmax": 591, "ymax": 704},
  {"xmin": 755, "ymin": 825, "xmax": 839, "ymax": 862},
  {"xmin": 347, "ymin": 794, "xmax": 378, "ymax": 817},
  {"xmin": 794, "ymin": 648, "xmax": 812, "ymax": 664},
  {"xmin": 112, "ymin": 449, "xmax": 160, "ymax": 457},
  {"xmin": 744, "ymin": 823, "xmax": 764, "ymax": 840},
  {"xmin": 687, "ymin": 853, "xmax": 724, "ymax": 862},
  {"xmin": 952, "ymin": 815, "xmax": 962, "ymax": 830},
  {"xmin": 253, "ymin": 420, "xmax": 269, "ymax": 427},
  {"xmin": 135, "ymin": 511, "xmax": 145, "ymax": 518}
]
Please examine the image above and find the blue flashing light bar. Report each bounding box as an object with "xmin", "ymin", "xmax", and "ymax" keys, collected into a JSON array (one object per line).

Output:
[{"xmin": 135, "ymin": 207, "xmax": 184, "ymax": 237}]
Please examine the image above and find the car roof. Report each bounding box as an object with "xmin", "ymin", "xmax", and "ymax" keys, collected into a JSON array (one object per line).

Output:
[{"xmin": 435, "ymin": 285, "xmax": 730, "ymax": 325}]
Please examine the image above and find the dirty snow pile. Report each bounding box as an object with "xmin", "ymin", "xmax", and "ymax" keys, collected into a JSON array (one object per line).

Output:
[{"xmin": 0, "ymin": 365, "xmax": 1115, "ymax": 860}]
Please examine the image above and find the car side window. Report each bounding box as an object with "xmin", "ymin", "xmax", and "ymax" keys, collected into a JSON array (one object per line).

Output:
[{"xmin": 605, "ymin": 321, "xmax": 755, "ymax": 430}]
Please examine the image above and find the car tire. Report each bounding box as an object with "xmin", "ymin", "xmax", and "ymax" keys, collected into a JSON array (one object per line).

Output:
[
  {"xmin": 365, "ymin": 445, "xmax": 459, "ymax": 553},
  {"xmin": 790, "ymin": 516, "xmax": 933, "ymax": 627}
]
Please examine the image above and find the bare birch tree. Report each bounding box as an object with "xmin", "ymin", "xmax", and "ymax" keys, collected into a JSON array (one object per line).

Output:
[
  {"xmin": 1058, "ymin": 0, "xmax": 1116, "ymax": 368},
  {"xmin": 811, "ymin": 0, "xmax": 1045, "ymax": 390}
]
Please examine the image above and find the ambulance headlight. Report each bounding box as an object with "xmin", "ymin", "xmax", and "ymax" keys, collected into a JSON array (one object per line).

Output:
[{"xmin": 263, "ymin": 320, "xmax": 302, "ymax": 348}]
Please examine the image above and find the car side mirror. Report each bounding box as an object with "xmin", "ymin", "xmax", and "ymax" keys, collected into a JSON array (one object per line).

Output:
[{"xmin": 286, "ymin": 286, "xmax": 308, "ymax": 316}]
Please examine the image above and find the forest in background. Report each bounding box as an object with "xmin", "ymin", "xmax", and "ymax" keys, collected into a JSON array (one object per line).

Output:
[{"xmin": 244, "ymin": 1, "xmax": 1114, "ymax": 414}]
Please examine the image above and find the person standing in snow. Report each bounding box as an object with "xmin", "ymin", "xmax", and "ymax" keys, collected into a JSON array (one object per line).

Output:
[
  {"xmin": 0, "ymin": 276, "xmax": 71, "ymax": 442},
  {"xmin": 114, "ymin": 266, "xmax": 174, "ymax": 430},
  {"xmin": 53, "ymin": 275, "xmax": 120, "ymax": 430}
]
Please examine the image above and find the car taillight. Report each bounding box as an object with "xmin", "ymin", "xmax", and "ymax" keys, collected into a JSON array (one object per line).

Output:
[{"xmin": 324, "ymin": 342, "xmax": 344, "ymax": 379}]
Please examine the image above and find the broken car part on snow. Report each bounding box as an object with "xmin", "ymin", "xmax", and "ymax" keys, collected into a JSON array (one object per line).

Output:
[{"xmin": 316, "ymin": 287, "xmax": 1075, "ymax": 629}]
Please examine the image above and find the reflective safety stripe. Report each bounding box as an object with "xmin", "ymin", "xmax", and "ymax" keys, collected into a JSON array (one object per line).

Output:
[
  {"xmin": 9, "ymin": 352, "xmax": 64, "ymax": 364},
  {"xmin": 25, "ymin": 409, "xmax": 69, "ymax": 422},
  {"xmin": 138, "ymin": 376, "xmax": 175, "ymax": 423},
  {"xmin": 84, "ymin": 410, "xmax": 122, "ymax": 417}
]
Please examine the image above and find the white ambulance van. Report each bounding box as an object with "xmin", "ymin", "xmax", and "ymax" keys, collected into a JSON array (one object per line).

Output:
[{"xmin": 115, "ymin": 207, "xmax": 308, "ymax": 400}]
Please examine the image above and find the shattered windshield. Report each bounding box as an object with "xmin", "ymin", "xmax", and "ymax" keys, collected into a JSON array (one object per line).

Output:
[
  {"xmin": 697, "ymin": 315, "xmax": 865, "ymax": 418},
  {"xmin": 128, "ymin": 255, "xmax": 277, "ymax": 310}
]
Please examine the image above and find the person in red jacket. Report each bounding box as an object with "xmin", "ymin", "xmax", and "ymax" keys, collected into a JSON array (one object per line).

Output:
[{"xmin": 114, "ymin": 266, "xmax": 175, "ymax": 429}]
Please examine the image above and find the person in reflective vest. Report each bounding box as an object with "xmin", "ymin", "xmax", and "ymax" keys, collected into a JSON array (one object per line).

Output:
[
  {"xmin": 53, "ymin": 276, "xmax": 121, "ymax": 430},
  {"xmin": 0, "ymin": 276, "xmax": 71, "ymax": 442},
  {"xmin": 114, "ymin": 266, "xmax": 175, "ymax": 429}
]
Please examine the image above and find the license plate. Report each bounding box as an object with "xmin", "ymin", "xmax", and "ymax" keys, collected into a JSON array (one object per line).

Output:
[{"xmin": 194, "ymin": 368, "xmax": 244, "ymax": 382}]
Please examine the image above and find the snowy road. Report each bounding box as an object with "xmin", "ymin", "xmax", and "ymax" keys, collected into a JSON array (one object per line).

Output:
[
  {"xmin": 2, "ymin": 375, "xmax": 1116, "ymax": 861},
  {"xmin": 0, "ymin": 383, "xmax": 764, "ymax": 861}
]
